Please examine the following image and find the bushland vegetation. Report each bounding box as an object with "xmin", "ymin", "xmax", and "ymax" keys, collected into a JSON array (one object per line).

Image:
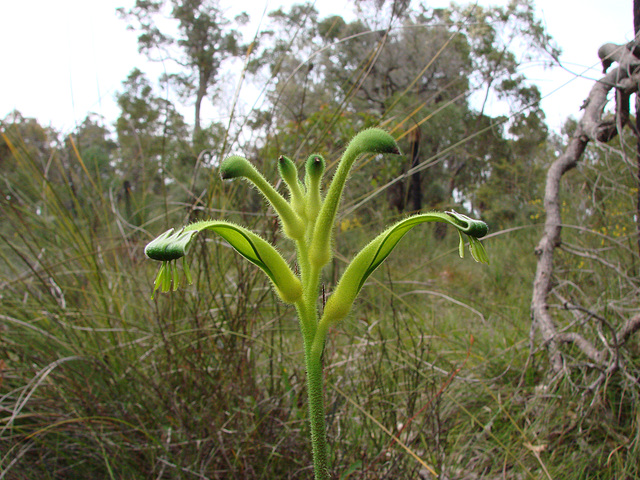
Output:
[{"xmin": 1, "ymin": 0, "xmax": 639, "ymax": 478}]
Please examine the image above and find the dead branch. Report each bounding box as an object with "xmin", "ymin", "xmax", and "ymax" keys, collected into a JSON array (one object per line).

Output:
[{"xmin": 531, "ymin": 41, "xmax": 640, "ymax": 378}]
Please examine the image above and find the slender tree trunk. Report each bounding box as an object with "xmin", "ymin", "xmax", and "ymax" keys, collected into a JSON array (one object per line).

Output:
[
  {"xmin": 409, "ymin": 127, "xmax": 422, "ymax": 212},
  {"xmin": 634, "ymin": 0, "xmax": 640, "ymax": 256},
  {"xmin": 194, "ymin": 93, "xmax": 203, "ymax": 145},
  {"xmin": 193, "ymin": 69, "xmax": 208, "ymax": 146}
]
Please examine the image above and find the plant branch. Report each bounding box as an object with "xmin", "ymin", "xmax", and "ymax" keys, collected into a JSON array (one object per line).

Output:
[{"xmin": 531, "ymin": 40, "xmax": 640, "ymax": 376}]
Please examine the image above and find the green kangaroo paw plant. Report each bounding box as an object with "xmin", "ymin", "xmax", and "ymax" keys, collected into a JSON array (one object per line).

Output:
[{"xmin": 144, "ymin": 128, "xmax": 489, "ymax": 480}]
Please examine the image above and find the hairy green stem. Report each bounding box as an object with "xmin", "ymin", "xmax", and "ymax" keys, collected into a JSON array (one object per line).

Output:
[
  {"xmin": 296, "ymin": 232, "xmax": 330, "ymax": 478},
  {"xmin": 305, "ymin": 346, "xmax": 330, "ymax": 480}
]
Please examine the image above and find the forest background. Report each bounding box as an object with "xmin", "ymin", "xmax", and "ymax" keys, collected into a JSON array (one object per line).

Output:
[{"xmin": 1, "ymin": 0, "xmax": 640, "ymax": 478}]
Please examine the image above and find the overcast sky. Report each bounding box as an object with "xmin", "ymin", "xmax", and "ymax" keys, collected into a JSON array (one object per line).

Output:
[{"xmin": 0, "ymin": 0, "xmax": 634, "ymax": 134}]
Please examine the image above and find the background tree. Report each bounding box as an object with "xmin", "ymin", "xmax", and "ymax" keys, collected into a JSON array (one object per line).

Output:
[
  {"xmin": 118, "ymin": 0, "xmax": 247, "ymax": 150},
  {"xmin": 0, "ymin": 111, "xmax": 62, "ymax": 210},
  {"xmin": 64, "ymin": 114, "xmax": 117, "ymax": 184},
  {"xmin": 115, "ymin": 68, "xmax": 192, "ymax": 224},
  {"xmin": 635, "ymin": 0, "xmax": 640, "ymax": 254},
  {"xmin": 250, "ymin": 0, "xmax": 553, "ymax": 224}
]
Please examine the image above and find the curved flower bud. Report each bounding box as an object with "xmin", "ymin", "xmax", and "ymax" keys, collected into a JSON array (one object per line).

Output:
[
  {"xmin": 304, "ymin": 154, "xmax": 325, "ymax": 226},
  {"xmin": 220, "ymin": 155, "xmax": 304, "ymax": 240},
  {"xmin": 321, "ymin": 211, "xmax": 488, "ymax": 325},
  {"xmin": 145, "ymin": 221, "xmax": 302, "ymax": 304},
  {"xmin": 219, "ymin": 155, "xmax": 255, "ymax": 180},
  {"xmin": 278, "ymin": 155, "xmax": 306, "ymax": 217},
  {"xmin": 445, "ymin": 210, "xmax": 489, "ymax": 238},
  {"xmin": 309, "ymin": 129, "xmax": 400, "ymax": 268}
]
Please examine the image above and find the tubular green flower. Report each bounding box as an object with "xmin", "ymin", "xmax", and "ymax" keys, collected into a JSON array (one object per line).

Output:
[
  {"xmin": 220, "ymin": 155, "xmax": 305, "ymax": 240},
  {"xmin": 304, "ymin": 154, "xmax": 325, "ymax": 230},
  {"xmin": 321, "ymin": 212, "xmax": 488, "ymax": 326},
  {"xmin": 145, "ymin": 221, "xmax": 302, "ymax": 304},
  {"xmin": 278, "ymin": 155, "xmax": 306, "ymax": 217},
  {"xmin": 309, "ymin": 129, "xmax": 400, "ymax": 268}
]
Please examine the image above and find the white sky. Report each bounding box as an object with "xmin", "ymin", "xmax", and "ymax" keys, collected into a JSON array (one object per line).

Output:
[{"xmin": 0, "ymin": 0, "xmax": 634, "ymax": 134}]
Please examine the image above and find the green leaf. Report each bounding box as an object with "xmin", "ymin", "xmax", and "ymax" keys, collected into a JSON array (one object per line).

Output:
[
  {"xmin": 321, "ymin": 212, "xmax": 488, "ymax": 323},
  {"xmin": 339, "ymin": 460, "xmax": 362, "ymax": 480}
]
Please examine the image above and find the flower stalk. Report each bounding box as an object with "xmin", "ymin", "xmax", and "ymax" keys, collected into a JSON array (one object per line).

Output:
[{"xmin": 144, "ymin": 128, "xmax": 489, "ymax": 478}]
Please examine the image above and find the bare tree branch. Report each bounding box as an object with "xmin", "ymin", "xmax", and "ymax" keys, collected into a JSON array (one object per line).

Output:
[{"xmin": 531, "ymin": 40, "xmax": 640, "ymax": 378}]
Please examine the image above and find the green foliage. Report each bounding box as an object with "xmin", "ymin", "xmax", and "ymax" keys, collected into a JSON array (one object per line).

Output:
[
  {"xmin": 0, "ymin": 121, "xmax": 310, "ymax": 477},
  {"xmin": 2, "ymin": 109, "xmax": 639, "ymax": 478}
]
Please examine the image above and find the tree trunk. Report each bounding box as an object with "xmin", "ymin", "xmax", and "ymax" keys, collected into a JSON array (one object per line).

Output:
[
  {"xmin": 193, "ymin": 69, "xmax": 208, "ymax": 146},
  {"xmin": 531, "ymin": 40, "xmax": 640, "ymax": 380},
  {"xmin": 408, "ymin": 127, "xmax": 422, "ymax": 212},
  {"xmin": 634, "ymin": 0, "xmax": 640, "ymax": 256}
]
